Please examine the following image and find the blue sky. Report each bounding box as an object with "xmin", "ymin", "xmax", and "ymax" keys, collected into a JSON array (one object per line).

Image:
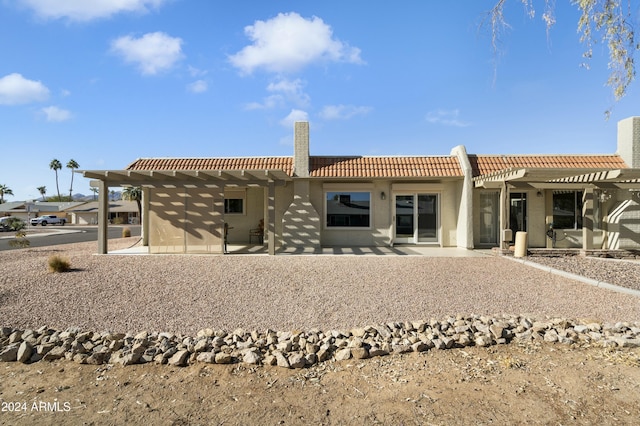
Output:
[{"xmin": 0, "ymin": 1, "xmax": 638, "ymax": 201}]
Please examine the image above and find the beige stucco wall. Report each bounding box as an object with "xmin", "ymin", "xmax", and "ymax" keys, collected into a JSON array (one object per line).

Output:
[
  {"xmin": 312, "ymin": 180, "xmax": 460, "ymax": 247},
  {"xmin": 148, "ymin": 187, "xmax": 224, "ymax": 254},
  {"xmin": 224, "ymin": 187, "xmax": 265, "ymax": 244},
  {"xmin": 606, "ymin": 190, "xmax": 640, "ymax": 249}
]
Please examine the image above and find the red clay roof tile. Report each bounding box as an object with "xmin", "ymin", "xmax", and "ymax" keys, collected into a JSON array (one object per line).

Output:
[
  {"xmin": 126, "ymin": 154, "xmax": 627, "ymax": 179},
  {"xmin": 469, "ymin": 154, "xmax": 627, "ymax": 177}
]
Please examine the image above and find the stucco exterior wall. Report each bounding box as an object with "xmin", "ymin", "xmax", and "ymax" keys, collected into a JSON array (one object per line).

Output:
[
  {"xmin": 607, "ymin": 191, "xmax": 640, "ymax": 249},
  {"xmin": 224, "ymin": 187, "xmax": 265, "ymax": 244},
  {"xmin": 312, "ymin": 180, "xmax": 459, "ymax": 247},
  {"xmin": 148, "ymin": 187, "xmax": 224, "ymax": 254}
]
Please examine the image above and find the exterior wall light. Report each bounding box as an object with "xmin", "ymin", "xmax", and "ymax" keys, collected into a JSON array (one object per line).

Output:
[{"xmin": 380, "ymin": 192, "xmax": 386, "ymax": 200}]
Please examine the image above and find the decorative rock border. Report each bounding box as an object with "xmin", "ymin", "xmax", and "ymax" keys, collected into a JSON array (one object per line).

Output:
[{"xmin": 2, "ymin": 316, "xmax": 640, "ymax": 368}]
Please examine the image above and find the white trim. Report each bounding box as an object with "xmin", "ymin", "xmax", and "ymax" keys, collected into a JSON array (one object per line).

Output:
[
  {"xmin": 323, "ymin": 189, "xmax": 373, "ymax": 230},
  {"xmin": 392, "ymin": 192, "xmax": 441, "ymax": 246}
]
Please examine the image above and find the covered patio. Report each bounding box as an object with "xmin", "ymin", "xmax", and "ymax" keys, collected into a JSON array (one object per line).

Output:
[
  {"xmin": 474, "ymin": 167, "xmax": 640, "ymax": 251},
  {"xmin": 80, "ymin": 168, "xmax": 291, "ymax": 255}
]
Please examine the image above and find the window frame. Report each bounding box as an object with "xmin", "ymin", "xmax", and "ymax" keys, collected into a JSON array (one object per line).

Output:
[
  {"xmin": 552, "ymin": 190, "xmax": 583, "ymax": 230},
  {"xmin": 324, "ymin": 190, "xmax": 373, "ymax": 230},
  {"xmin": 223, "ymin": 189, "xmax": 246, "ymax": 215}
]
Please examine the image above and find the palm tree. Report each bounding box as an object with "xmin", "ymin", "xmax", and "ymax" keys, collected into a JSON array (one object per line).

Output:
[
  {"xmin": 0, "ymin": 184, "xmax": 13, "ymax": 204},
  {"xmin": 49, "ymin": 159, "xmax": 62, "ymax": 200},
  {"xmin": 37, "ymin": 186, "xmax": 47, "ymax": 201},
  {"xmin": 90, "ymin": 187, "xmax": 98, "ymax": 201},
  {"xmin": 66, "ymin": 159, "xmax": 80, "ymax": 199},
  {"xmin": 121, "ymin": 186, "xmax": 142, "ymax": 225}
]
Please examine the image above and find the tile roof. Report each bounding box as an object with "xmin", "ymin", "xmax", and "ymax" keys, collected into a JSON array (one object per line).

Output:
[
  {"xmin": 127, "ymin": 157, "xmax": 294, "ymax": 175},
  {"xmin": 127, "ymin": 156, "xmax": 464, "ymax": 178},
  {"xmin": 469, "ymin": 154, "xmax": 627, "ymax": 177},
  {"xmin": 310, "ymin": 156, "xmax": 463, "ymax": 177},
  {"xmin": 126, "ymin": 154, "xmax": 627, "ymax": 179}
]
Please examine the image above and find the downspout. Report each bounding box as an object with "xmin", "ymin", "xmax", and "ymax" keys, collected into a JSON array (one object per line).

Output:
[{"xmin": 450, "ymin": 145, "xmax": 474, "ymax": 249}]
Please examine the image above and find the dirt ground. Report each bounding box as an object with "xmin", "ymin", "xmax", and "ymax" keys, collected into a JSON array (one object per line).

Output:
[{"xmin": 1, "ymin": 341, "xmax": 639, "ymax": 425}]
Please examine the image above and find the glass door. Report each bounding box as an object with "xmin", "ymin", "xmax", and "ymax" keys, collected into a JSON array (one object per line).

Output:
[
  {"xmin": 509, "ymin": 192, "xmax": 527, "ymax": 242},
  {"xmin": 417, "ymin": 194, "xmax": 438, "ymax": 243},
  {"xmin": 394, "ymin": 195, "xmax": 414, "ymax": 243},
  {"xmin": 479, "ymin": 192, "xmax": 499, "ymax": 245},
  {"xmin": 394, "ymin": 193, "xmax": 439, "ymax": 244}
]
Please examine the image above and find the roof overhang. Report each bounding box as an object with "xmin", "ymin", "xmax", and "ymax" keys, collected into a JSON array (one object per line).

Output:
[
  {"xmin": 79, "ymin": 169, "xmax": 292, "ymax": 188},
  {"xmin": 474, "ymin": 167, "xmax": 640, "ymax": 189}
]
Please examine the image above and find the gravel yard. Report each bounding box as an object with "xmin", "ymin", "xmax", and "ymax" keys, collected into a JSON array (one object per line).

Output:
[
  {"xmin": 1, "ymin": 239, "xmax": 639, "ymax": 335},
  {"xmin": 529, "ymin": 256, "xmax": 640, "ymax": 291}
]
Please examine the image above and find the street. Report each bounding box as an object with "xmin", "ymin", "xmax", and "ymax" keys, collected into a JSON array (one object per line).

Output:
[{"xmin": 0, "ymin": 225, "xmax": 141, "ymax": 251}]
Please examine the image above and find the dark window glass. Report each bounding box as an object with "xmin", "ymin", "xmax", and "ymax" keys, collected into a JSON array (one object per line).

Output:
[
  {"xmin": 224, "ymin": 198, "xmax": 243, "ymax": 214},
  {"xmin": 553, "ymin": 191, "xmax": 583, "ymax": 229},
  {"xmin": 326, "ymin": 192, "xmax": 370, "ymax": 227}
]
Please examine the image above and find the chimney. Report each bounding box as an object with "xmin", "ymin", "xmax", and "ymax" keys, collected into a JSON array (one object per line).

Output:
[
  {"xmin": 293, "ymin": 121, "xmax": 310, "ymax": 177},
  {"xmin": 617, "ymin": 116, "xmax": 640, "ymax": 168}
]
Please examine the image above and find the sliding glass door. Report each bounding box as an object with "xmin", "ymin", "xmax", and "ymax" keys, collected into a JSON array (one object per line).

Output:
[{"xmin": 394, "ymin": 193, "xmax": 439, "ymax": 244}]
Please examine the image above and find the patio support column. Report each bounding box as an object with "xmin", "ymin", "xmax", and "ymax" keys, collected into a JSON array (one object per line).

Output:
[
  {"xmin": 582, "ymin": 188, "xmax": 594, "ymax": 250},
  {"xmin": 97, "ymin": 180, "xmax": 108, "ymax": 254},
  {"xmin": 141, "ymin": 187, "xmax": 150, "ymax": 246},
  {"xmin": 212, "ymin": 186, "xmax": 224, "ymax": 254},
  {"xmin": 499, "ymin": 181, "xmax": 510, "ymax": 250},
  {"xmin": 267, "ymin": 180, "xmax": 276, "ymax": 255}
]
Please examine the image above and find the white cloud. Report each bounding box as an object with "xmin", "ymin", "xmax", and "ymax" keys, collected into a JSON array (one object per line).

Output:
[
  {"xmin": 229, "ymin": 12, "xmax": 363, "ymax": 74},
  {"xmin": 267, "ymin": 78, "xmax": 310, "ymax": 106},
  {"xmin": 0, "ymin": 73, "xmax": 49, "ymax": 105},
  {"xmin": 280, "ymin": 109, "xmax": 309, "ymax": 127},
  {"xmin": 425, "ymin": 109, "xmax": 471, "ymax": 127},
  {"xmin": 42, "ymin": 106, "xmax": 72, "ymax": 122},
  {"xmin": 247, "ymin": 78, "xmax": 310, "ymax": 110},
  {"xmin": 19, "ymin": 0, "xmax": 166, "ymax": 21},
  {"xmin": 187, "ymin": 80, "xmax": 208, "ymax": 93},
  {"xmin": 319, "ymin": 104, "xmax": 372, "ymax": 120},
  {"xmin": 187, "ymin": 65, "xmax": 208, "ymax": 77},
  {"xmin": 111, "ymin": 32, "xmax": 184, "ymax": 75},
  {"xmin": 244, "ymin": 95, "xmax": 283, "ymax": 110}
]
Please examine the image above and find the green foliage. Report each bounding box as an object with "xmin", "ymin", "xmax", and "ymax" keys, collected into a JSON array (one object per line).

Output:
[
  {"xmin": 122, "ymin": 227, "xmax": 131, "ymax": 238},
  {"xmin": 49, "ymin": 158, "xmax": 62, "ymax": 200},
  {"xmin": 122, "ymin": 186, "xmax": 143, "ymax": 225},
  {"xmin": 0, "ymin": 184, "xmax": 13, "ymax": 204},
  {"xmin": 3, "ymin": 217, "xmax": 26, "ymax": 232},
  {"xmin": 46, "ymin": 195, "xmax": 74, "ymax": 202},
  {"xmin": 48, "ymin": 255, "xmax": 71, "ymax": 273}
]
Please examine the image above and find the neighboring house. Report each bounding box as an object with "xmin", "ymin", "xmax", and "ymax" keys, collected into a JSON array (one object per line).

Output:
[
  {"xmin": 66, "ymin": 201, "xmax": 139, "ymax": 225},
  {"xmin": 0, "ymin": 201, "xmax": 84, "ymax": 222},
  {"xmin": 80, "ymin": 117, "xmax": 640, "ymax": 255}
]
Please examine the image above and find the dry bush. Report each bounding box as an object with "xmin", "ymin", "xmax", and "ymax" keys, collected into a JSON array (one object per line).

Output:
[
  {"xmin": 48, "ymin": 255, "xmax": 71, "ymax": 273},
  {"xmin": 122, "ymin": 227, "xmax": 131, "ymax": 238}
]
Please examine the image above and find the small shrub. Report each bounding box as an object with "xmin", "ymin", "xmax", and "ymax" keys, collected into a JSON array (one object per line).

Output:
[
  {"xmin": 112, "ymin": 217, "xmax": 124, "ymax": 225},
  {"xmin": 48, "ymin": 255, "xmax": 71, "ymax": 273},
  {"xmin": 8, "ymin": 230, "xmax": 30, "ymax": 249},
  {"xmin": 122, "ymin": 227, "xmax": 131, "ymax": 238}
]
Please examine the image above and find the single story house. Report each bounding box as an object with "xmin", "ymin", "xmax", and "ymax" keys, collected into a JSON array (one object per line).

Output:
[
  {"xmin": 80, "ymin": 117, "xmax": 640, "ymax": 255},
  {"xmin": 66, "ymin": 200, "xmax": 140, "ymax": 225},
  {"xmin": 0, "ymin": 201, "xmax": 84, "ymax": 223}
]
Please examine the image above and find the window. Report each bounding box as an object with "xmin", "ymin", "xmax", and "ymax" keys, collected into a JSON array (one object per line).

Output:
[
  {"xmin": 553, "ymin": 191, "xmax": 583, "ymax": 229},
  {"xmin": 224, "ymin": 198, "xmax": 244, "ymax": 214},
  {"xmin": 326, "ymin": 191, "xmax": 370, "ymax": 228}
]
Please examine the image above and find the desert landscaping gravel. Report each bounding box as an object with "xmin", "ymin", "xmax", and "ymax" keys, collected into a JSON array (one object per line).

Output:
[
  {"xmin": 529, "ymin": 256, "xmax": 640, "ymax": 291},
  {"xmin": 1, "ymin": 239, "xmax": 639, "ymax": 335}
]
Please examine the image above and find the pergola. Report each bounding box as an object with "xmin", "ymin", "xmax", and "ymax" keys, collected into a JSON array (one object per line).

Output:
[
  {"xmin": 80, "ymin": 169, "xmax": 292, "ymax": 255},
  {"xmin": 473, "ymin": 167, "xmax": 640, "ymax": 250}
]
